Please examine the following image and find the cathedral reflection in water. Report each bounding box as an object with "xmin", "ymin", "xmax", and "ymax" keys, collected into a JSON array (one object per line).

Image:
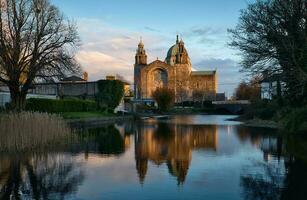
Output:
[{"xmin": 133, "ymin": 119, "xmax": 218, "ymax": 184}]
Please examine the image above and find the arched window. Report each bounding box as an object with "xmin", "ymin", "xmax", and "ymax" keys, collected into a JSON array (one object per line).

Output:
[{"xmin": 153, "ymin": 69, "xmax": 168, "ymax": 88}]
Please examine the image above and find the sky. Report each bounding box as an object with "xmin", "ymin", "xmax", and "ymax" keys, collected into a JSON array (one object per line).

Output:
[{"xmin": 51, "ymin": 0, "xmax": 252, "ymax": 97}]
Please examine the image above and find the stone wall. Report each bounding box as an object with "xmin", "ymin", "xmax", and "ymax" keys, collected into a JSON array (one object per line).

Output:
[{"xmin": 27, "ymin": 82, "xmax": 98, "ymax": 99}]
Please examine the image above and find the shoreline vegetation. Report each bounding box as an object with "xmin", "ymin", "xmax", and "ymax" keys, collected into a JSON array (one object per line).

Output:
[
  {"xmin": 0, "ymin": 111, "xmax": 133, "ymax": 152},
  {"xmin": 0, "ymin": 112, "xmax": 72, "ymax": 152}
]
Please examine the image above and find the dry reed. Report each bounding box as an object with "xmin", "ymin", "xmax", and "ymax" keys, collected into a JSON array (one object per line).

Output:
[{"xmin": 0, "ymin": 112, "xmax": 72, "ymax": 152}]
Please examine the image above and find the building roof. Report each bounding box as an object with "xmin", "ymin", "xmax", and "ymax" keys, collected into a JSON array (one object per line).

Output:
[
  {"xmin": 191, "ymin": 71, "xmax": 216, "ymax": 76},
  {"xmin": 61, "ymin": 75, "xmax": 86, "ymax": 82}
]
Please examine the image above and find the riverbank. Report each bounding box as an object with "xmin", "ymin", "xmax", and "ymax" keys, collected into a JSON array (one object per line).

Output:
[
  {"xmin": 228, "ymin": 114, "xmax": 280, "ymax": 129},
  {"xmin": 66, "ymin": 115, "xmax": 134, "ymax": 128},
  {"xmin": 240, "ymin": 118, "xmax": 281, "ymax": 129},
  {"xmin": 60, "ymin": 111, "xmax": 115, "ymax": 119}
]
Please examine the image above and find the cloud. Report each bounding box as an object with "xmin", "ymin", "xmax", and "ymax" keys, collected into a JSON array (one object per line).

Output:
[
  {"xmin": 188, "ymin": 27, "xmax": 225, "ymax": 37},
  {"xmin": 75, "ymin": 18, "xmax": 167, "ymax": 82},
  {"xmin": 183, "ymin": 26, "xmax": 227, "ymax": 45},
  {"xmin": 76, "ymin": 50, "xmax": 132, "ymax": 81},
  {"xmin": 144, "ymin": 26, "xmax": 160, "ymax": 32}
]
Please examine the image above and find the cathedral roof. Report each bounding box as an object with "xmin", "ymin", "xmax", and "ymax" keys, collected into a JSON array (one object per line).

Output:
[
  {"xmin": 166, "ymin": 44, "xmax": 183, "ymax": 58},
  {"xmin": 191, "ymin": 71, "xmax": 216, "ymax": 76}
]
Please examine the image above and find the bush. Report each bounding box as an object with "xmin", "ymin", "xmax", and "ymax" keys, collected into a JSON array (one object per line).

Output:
[
  {"xmin": 243, "ymin": 100, "xmax": 279, "ymax": 120},
  {"xmin": 152, "ymin": 87, "xmax": 175, "ymax": 112},
  {"xmin": 96, "ymin": 80, "xmax": 124, "ymax": 112},
  {"xmin": 26, "ymin": 98, "xmax": 97, "ymax": 113},
  {"xmin": 284, "ymin": 107, "xmax": 307, "ymax": 133}
]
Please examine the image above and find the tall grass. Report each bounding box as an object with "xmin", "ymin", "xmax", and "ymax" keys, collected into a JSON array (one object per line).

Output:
[{"xmin": 0, "ymin": 112, "xmax": 72, "ymax": 152}]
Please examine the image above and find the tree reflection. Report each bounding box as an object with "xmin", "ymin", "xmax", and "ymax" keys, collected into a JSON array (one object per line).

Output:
[
  {"xmin": 241, "ymin": 161, "xmax": 284, "ymax": 200},
  {"xmin": 240, "ymin": 134, "xmax": 307, "ymax": 200},
  {"xmin": 281, "ymin": 157, "xmax": 307, "ymax": 200},
  {"xmin": 0, "ymin": 154, "xmax": 84, "ymax": 200},
  {"xmin": 78, "ymin": 125, "xmax": 125, "ymax": 156}
]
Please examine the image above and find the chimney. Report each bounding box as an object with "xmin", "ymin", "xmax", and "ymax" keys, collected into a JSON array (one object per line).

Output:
[{"xmin": 83, "ymin": 72, "xmax": 88, "ymax": 81}]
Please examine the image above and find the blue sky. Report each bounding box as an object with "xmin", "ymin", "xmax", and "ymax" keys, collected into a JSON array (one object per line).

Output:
[{"xmin": 51, "ymin": 0, "xmax": 252, "ymax": 96}]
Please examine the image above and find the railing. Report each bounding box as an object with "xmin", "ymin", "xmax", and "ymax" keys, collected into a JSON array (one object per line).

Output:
[{"xmin": 212, "ymin": 100, "xmax": 250, "ymax": 105}]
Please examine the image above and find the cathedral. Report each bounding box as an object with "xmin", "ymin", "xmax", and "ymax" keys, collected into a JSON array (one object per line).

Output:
[{"xmin": 134, "ymin": 35, "xmax": 217, "ymax": 102}]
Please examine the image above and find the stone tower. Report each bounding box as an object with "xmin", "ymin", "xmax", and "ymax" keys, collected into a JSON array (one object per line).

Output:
[
  {"xmin": 135, "ymin": 39, "xmax": 147, "ymax": 65},
  {"xmin": 134, "ymin": 39, "xmax": 147, "ymax": 99}
]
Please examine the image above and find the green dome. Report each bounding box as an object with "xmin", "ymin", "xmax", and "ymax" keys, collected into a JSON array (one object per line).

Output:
[
  {"xmin": 165, "ymin": 42, "xmax": 189, "ymax": 65},
  {"xmin": 166, "ymin": 44, "xmax": 179, "ymax": 58}
]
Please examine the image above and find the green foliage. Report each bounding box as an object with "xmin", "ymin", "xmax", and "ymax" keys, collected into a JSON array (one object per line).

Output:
[
  {"xmin": 284, "ymin": 107, "xmax": 307, "ymax": 133},
  {"xmin": 243, "ymin": 100, "xmax": 279, "ymax": 120},
  {"xmin": 26, "ymin": 98, "xmax": 97, "ymax": 113},
  {"xmin": 152, "ymin": 87, "xmax": 175, "ymax": 112},
  {"xmin": 229, "ymin": 0, "xmax": 306, "ymax": 104},
  {"xmin": 242, "ymin": 99, "xmax": 307, "ymax": 134},
  {"xmin": 96, "ymin": 80, "xmax": 124, "ymax": 112},
  {"xmin": 0, "ymin": 106, "xmax": 5, "ymax": 113}
]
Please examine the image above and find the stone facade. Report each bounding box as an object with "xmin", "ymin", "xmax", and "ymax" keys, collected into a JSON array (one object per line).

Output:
[{"xmin": 134, "ymin": 36, "xmax": 217, "ymax": 102}]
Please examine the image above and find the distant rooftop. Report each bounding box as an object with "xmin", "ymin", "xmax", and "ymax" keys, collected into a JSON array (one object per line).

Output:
[
  {"xmin": 106, "ymin": 75, "xmax": 130, "ymax": 85},
  {"xmin": 61, "ymin": 75, "xmax": 86, "ymax": 82},
  {"xmin": 191, "ymin": 70, "xmax": 216, "ymax": 76}
]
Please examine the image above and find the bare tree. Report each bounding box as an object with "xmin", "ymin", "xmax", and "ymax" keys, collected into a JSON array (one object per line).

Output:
[
  {"xmin": 192, "ymin": 90, "xmax": 203, "ymax": 102},
  {"xmin": 0, "ymin": 0, "xmax": 80, "ymax": 110},
  {"xmin": 235, "ymin": 80, "xmax": 261, "ymax": 101},
  {"xmin": 229, "ymin": 0, "xmax": 306, "ymax": 104}
]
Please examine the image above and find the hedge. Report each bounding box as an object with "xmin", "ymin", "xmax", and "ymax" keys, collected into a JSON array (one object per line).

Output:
[{"xmin": 26, "ymin": 98, "xmax": 97, "ymax": 113}]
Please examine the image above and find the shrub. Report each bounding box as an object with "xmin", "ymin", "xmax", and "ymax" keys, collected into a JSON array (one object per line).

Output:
[
  {"xmin": 96, "ymin": 80, "xmax": 124, "ymax": 112},
  {"xmin": 152, "ymin": 87, "xmax": 175, "ymax": 112},
  {"xmin": 284, "ymin": 107, "xmax": 307, "ymax": 133},
  {"xmin": 26, "ymin": 98, "xmax": 97, "ymax": 113},
  {"xmin": 243, "ymin": 100, "xmax": 279, "ymax": 120}
]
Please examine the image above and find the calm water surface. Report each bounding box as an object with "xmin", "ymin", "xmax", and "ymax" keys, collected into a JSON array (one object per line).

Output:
[{"xmin": 1, "ymin": 115, "xmax": 307, "ymax": 200}]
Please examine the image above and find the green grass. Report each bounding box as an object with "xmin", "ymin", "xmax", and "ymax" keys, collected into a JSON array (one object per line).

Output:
[{"xmin": 60, "ymin": 111, "xmax": 116, "ymax": 119}]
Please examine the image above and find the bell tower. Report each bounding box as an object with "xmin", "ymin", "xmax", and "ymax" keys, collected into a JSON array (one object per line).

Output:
[
  {"xmin": 134, "ymin": 38, "xmax": 147, "ymax": 99},
  {"xmin": 176, "ymin": 38, "xmax": 188, "ymax": 64},
  {"xmin": 135, "ymin": 39, "xmax": 147, "ymax": 65}
]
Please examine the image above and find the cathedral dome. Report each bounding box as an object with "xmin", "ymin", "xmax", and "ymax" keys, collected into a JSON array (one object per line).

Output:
[
  {"xmin": 166, "ymin": 44, "xmax": 178, "ymax": 58},
  {"xmin": 165, "ymin": 35, "xmax": 190, "ymax": 65}
]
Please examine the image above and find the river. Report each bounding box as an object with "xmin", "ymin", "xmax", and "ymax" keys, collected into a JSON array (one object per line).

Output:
[{"xmin": 0, "ymin": 115, "xmax": 306, "ymax": 200}]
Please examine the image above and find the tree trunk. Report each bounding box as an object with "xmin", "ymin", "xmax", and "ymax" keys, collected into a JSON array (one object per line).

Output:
[{"xmin": 9, "ymin": 86, "xmax": 27, "ymax": 111}]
